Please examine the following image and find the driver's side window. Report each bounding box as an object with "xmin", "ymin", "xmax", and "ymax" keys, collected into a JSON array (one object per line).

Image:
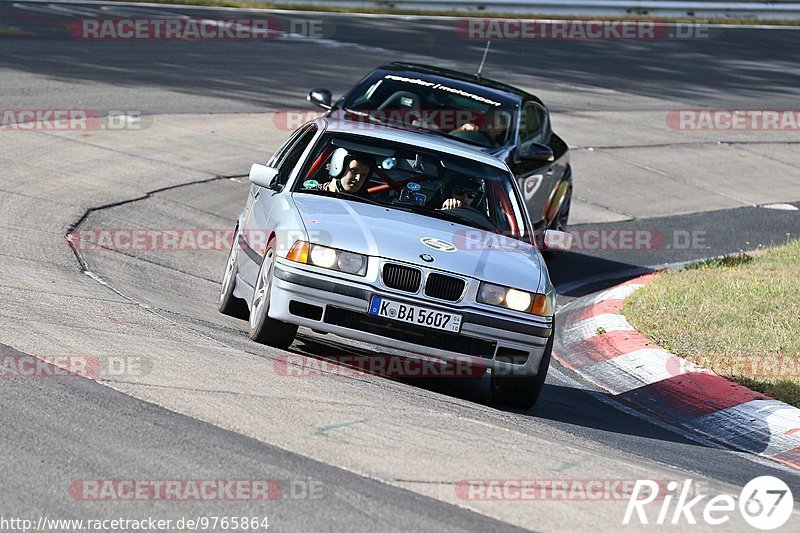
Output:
[
  {"xmin": 274, "ymin": 126, "xmax": 318, "ymax": 186},
  {"xmin": 519, "ymin": 102, "xmax": 546, "ymax": 145}
]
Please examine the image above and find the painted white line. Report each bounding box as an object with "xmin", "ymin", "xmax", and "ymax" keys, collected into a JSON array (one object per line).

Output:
[
  {"xmin": 685, "ymin": 399, "xmax": 800, "ymax": 456},
  {"xmin": 760, "ymin": 203, "xmax": 799, "ymax": 211},
  {"xmin": 583, "ymin": 347, "xmax": 713, "ymax": 395}
]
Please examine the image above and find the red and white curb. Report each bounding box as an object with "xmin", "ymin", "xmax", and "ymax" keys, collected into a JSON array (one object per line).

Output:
[{"xmin": 554, "ymin": 273, "xmax": 800, "ymax": 470}]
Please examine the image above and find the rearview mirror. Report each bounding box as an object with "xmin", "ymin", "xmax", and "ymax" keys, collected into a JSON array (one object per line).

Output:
[
  {"xmin": 307, "ymin": 88, "xmax": 332, "ymax": 110},
  {"xmin": 249, "ymin": 163, "xmax": 280, "ymax": 189},
  {"xmin": 520, "ymin": 143, "xmax": 555, "ymax": 162},
  {"xmin": 541, "ymin": 230, "xmax": 572, "ymax": 251}
]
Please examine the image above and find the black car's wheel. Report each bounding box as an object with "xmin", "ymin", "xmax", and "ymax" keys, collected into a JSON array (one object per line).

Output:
[
  {"xmin": 249, "ymin": 238, "xmax": 298, "ymax": 348},
  {"xmin": 490, "ymin": 332, "xmax": 553, "ymax": 409},
  {"xmin": 218, "ymin": 226, "xmax": 249, "ymax": 319}
]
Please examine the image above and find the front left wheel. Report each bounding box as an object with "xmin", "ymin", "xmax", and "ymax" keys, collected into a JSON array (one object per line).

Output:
[
  {"xmin": 248, "ymin": 238, "xmax": 298, "ymax": 349},
  {"xmin": 490, "ymin": 332, "xmax": 554, "ymax": 409}
]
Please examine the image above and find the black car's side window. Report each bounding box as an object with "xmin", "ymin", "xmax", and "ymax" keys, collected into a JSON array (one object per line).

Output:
[
  {"xmin": 275, "ymin": 126, "xmax": 318, "ymax": 185},
  {"xmin": 519, "ymin": 102, "xmax": 546, "ymax": 145}
]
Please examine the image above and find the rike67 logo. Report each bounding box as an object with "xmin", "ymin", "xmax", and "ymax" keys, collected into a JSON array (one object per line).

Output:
[{"xmin": 624, "ymin": 476, "xmax": 794, "ymax": 529}]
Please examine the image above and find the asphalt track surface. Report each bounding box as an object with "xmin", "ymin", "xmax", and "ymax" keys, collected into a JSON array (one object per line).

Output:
[{"xmin": 2, "ymin": 1, "xmax": 800, "ymax": 531}]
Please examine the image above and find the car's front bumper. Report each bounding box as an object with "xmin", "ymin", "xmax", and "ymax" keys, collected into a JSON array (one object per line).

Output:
[{"xmin": 269, "ymin": 260, "xmax": 553, "ymax": 376}]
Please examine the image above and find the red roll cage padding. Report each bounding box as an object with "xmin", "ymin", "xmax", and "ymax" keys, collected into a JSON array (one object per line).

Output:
[
  {"xmin": 492, "ymin": 180, "xmax": 518, "ymax": 236},
  {"xmin": 305, "ymin": 145, "xmax": 336, "ymax": 181},
  {"xmin": 367, "ymin": 165, "xmax": 399, "ymax": 194},
  {"xmin": 367, "ymin": 165, "xmax": 445, "ymax": 195}
]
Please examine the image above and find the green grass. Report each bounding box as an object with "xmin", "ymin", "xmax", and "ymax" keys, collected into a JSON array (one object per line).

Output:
[
  {"xmin": 107, "ymin": 0, "xmax": 800, "ymax": 26},
  {"xmin": 623, "ymin": 239, "xmax": 800, "ymax": 406}
]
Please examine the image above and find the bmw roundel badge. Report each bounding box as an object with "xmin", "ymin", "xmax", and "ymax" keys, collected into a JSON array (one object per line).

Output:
[{"xmin": 420, "ymin": 254, "xmax": 434, "ymax": 262}]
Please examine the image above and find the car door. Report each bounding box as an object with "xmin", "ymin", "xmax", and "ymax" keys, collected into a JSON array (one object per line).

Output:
[
  {"xmin": 510, "ymin": 101, "xmax": 564, "ymax": 228},
  {"xmin": 238, "ymin": 124, "xmax": 318, "ymax": 286}
]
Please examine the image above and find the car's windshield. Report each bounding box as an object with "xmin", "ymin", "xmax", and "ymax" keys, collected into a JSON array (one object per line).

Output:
[
  {"xmin": 341, "ymin": 72, "xmax": 515, "ymax": 149},
  {"xmin": 293, "ymin": 132, "xmax": 530, "ymax": 239}
]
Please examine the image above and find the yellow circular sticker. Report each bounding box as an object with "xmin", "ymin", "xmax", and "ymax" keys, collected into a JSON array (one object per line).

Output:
[{"xmin": 420, "ymin": 237, "xmax": 457, "ymax": 253}]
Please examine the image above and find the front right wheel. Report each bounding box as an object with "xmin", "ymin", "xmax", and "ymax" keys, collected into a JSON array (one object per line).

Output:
[
  {"xmin": 218, "ymin": 226, "xmax": 249, "ymax": 319},
  {"xmin": 490, "ymin": 333, "xmax": 554, "ymax": 409}
]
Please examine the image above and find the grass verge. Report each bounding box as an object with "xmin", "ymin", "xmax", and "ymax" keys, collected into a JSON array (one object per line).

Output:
[
  {"xmin": 623, "ymin": 239, "xmax": 800, "ymax": 407},
  {"xmin": 108, "ymin": 0, "xmax": 800, "ymax": 26}
]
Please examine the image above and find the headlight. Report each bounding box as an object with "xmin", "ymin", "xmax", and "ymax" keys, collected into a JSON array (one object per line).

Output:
[
  {"xmin": 310, "ymin": 245, "xmax": 337, "ymax": 269},
  {"xmin": 505, "ymin": 289, "xmax": 532, "ymax": 312},
  {"xmin": 337, "ymin": 251, "xmax": 366, "ymax": 275},
  {"xmin": 477, "ymin": 282, "xmax": 552, "ymax": 316},
  {"xmin": 287, "ymin": 241, "xmax": 368, "ymax": 276},
  {"xmin": 478, "ymin": 283, "xmax": 506, "ymax": 306}
]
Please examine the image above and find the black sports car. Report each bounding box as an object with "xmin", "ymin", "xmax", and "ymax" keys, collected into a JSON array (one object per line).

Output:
[{"xmin": 306, "ymin": 62, "xmax": 572, "ymax": 234}]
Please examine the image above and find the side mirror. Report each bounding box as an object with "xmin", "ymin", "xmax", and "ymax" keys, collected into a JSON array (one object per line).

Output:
[
  {"xmin": 249, "ymin": 163, "xmax": 280, "ymax": 189},
  {"xmin": 541, "ymin": 230, "xmax": 572, "ymax": 251},
  {"xmin": 307, "ymin": 88, "xmax": 332, "ymax": 110},
  {"xmin": 520, "ymin": 143, "xmax": 555, "ymax": 162}
]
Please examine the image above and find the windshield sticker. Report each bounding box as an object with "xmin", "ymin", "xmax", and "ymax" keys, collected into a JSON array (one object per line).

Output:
[
  {"xmin": 381, "ymin": 157, "xmax": 396, "ymax": 170},
  {"xmin": 420, "ymin": 237, "xmax": 457, "ymax": 253},
  {"xmin": 406, "ymin": 182, "xmax": 421, "ymax": 191},
  {"xmin": 383, "ymin": 74, "xmax": 502, "ymax": 107},
  {"xmin": 303, "ymin": 179, "xmax": 320, "ymax": 189}
]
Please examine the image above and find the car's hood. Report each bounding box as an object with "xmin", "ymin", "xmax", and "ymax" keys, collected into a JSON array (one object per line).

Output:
[{"xmin": 292, "ymin": 194, "xmax": 543, "ymax": 292}]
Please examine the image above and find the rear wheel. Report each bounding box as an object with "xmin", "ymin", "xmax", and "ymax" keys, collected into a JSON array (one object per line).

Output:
[
  {"xmin": 490, "ymin": 333, "xmax": 553, "ymax": 409},
  {"xmin": 218, "ymin": 227, "xmax": 249, "ymax": 319},
  {"xmin": 249, "ymin": 238, "xmax": 298, "ymax": 349}
]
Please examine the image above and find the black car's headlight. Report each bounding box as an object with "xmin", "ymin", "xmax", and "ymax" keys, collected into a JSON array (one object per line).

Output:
[
  {"xmin": 477, "ymin": 282, "xmax": 552, "ymax": 317},
  {"xmin": 286, "ymin": 241, "xmax": 367, "ymax": 276}
]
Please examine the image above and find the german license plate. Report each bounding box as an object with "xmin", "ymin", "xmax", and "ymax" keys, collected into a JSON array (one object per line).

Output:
[{"xmin": 368, "ymin": 296, "xmax": 462, "ymax": 333}]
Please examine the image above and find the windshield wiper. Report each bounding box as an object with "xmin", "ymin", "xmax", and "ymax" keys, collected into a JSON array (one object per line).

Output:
[{"xmin": 391, "ymin": 203, "xmax": 496, "ymax": 232}]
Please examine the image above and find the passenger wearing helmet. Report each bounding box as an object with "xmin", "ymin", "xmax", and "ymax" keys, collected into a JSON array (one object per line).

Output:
[
  {"xmin": 322, "ymin": 147, "xmax": 373, "ymax": 196},
  {"xmin": 439, "ymin": 175, "xmax": 483, "ymax": 211}
]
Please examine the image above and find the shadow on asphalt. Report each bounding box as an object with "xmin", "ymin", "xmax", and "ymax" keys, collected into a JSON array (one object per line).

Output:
[
  {"xmin": 291, "ymin": 336, "xmax": 710, "ymax": 449},
  {"xmin": 544, "ymin": 250, "xmax": 650, "ymax": 298}
]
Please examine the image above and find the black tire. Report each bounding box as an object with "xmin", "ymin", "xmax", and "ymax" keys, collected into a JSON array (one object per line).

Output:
[
  {"xmin": 218, "ymin": 226, "xmax": 249, "ymax": 319},
  {"xmin": 248, "ymin": 238, "xmax": 298, "ymax": 349},
  {"xmin": 490, "ymin": 332, "xmax": 554, "ymax": 409}
]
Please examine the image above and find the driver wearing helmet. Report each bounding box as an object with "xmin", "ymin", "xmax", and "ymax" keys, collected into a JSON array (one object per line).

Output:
[
  {"xmin": 321, "ymin": 147, "xmax": 373, "ymax": 195},
  {"xmin": 439, "ymin": 175, "xmax": 483, "ymax": 211}
]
